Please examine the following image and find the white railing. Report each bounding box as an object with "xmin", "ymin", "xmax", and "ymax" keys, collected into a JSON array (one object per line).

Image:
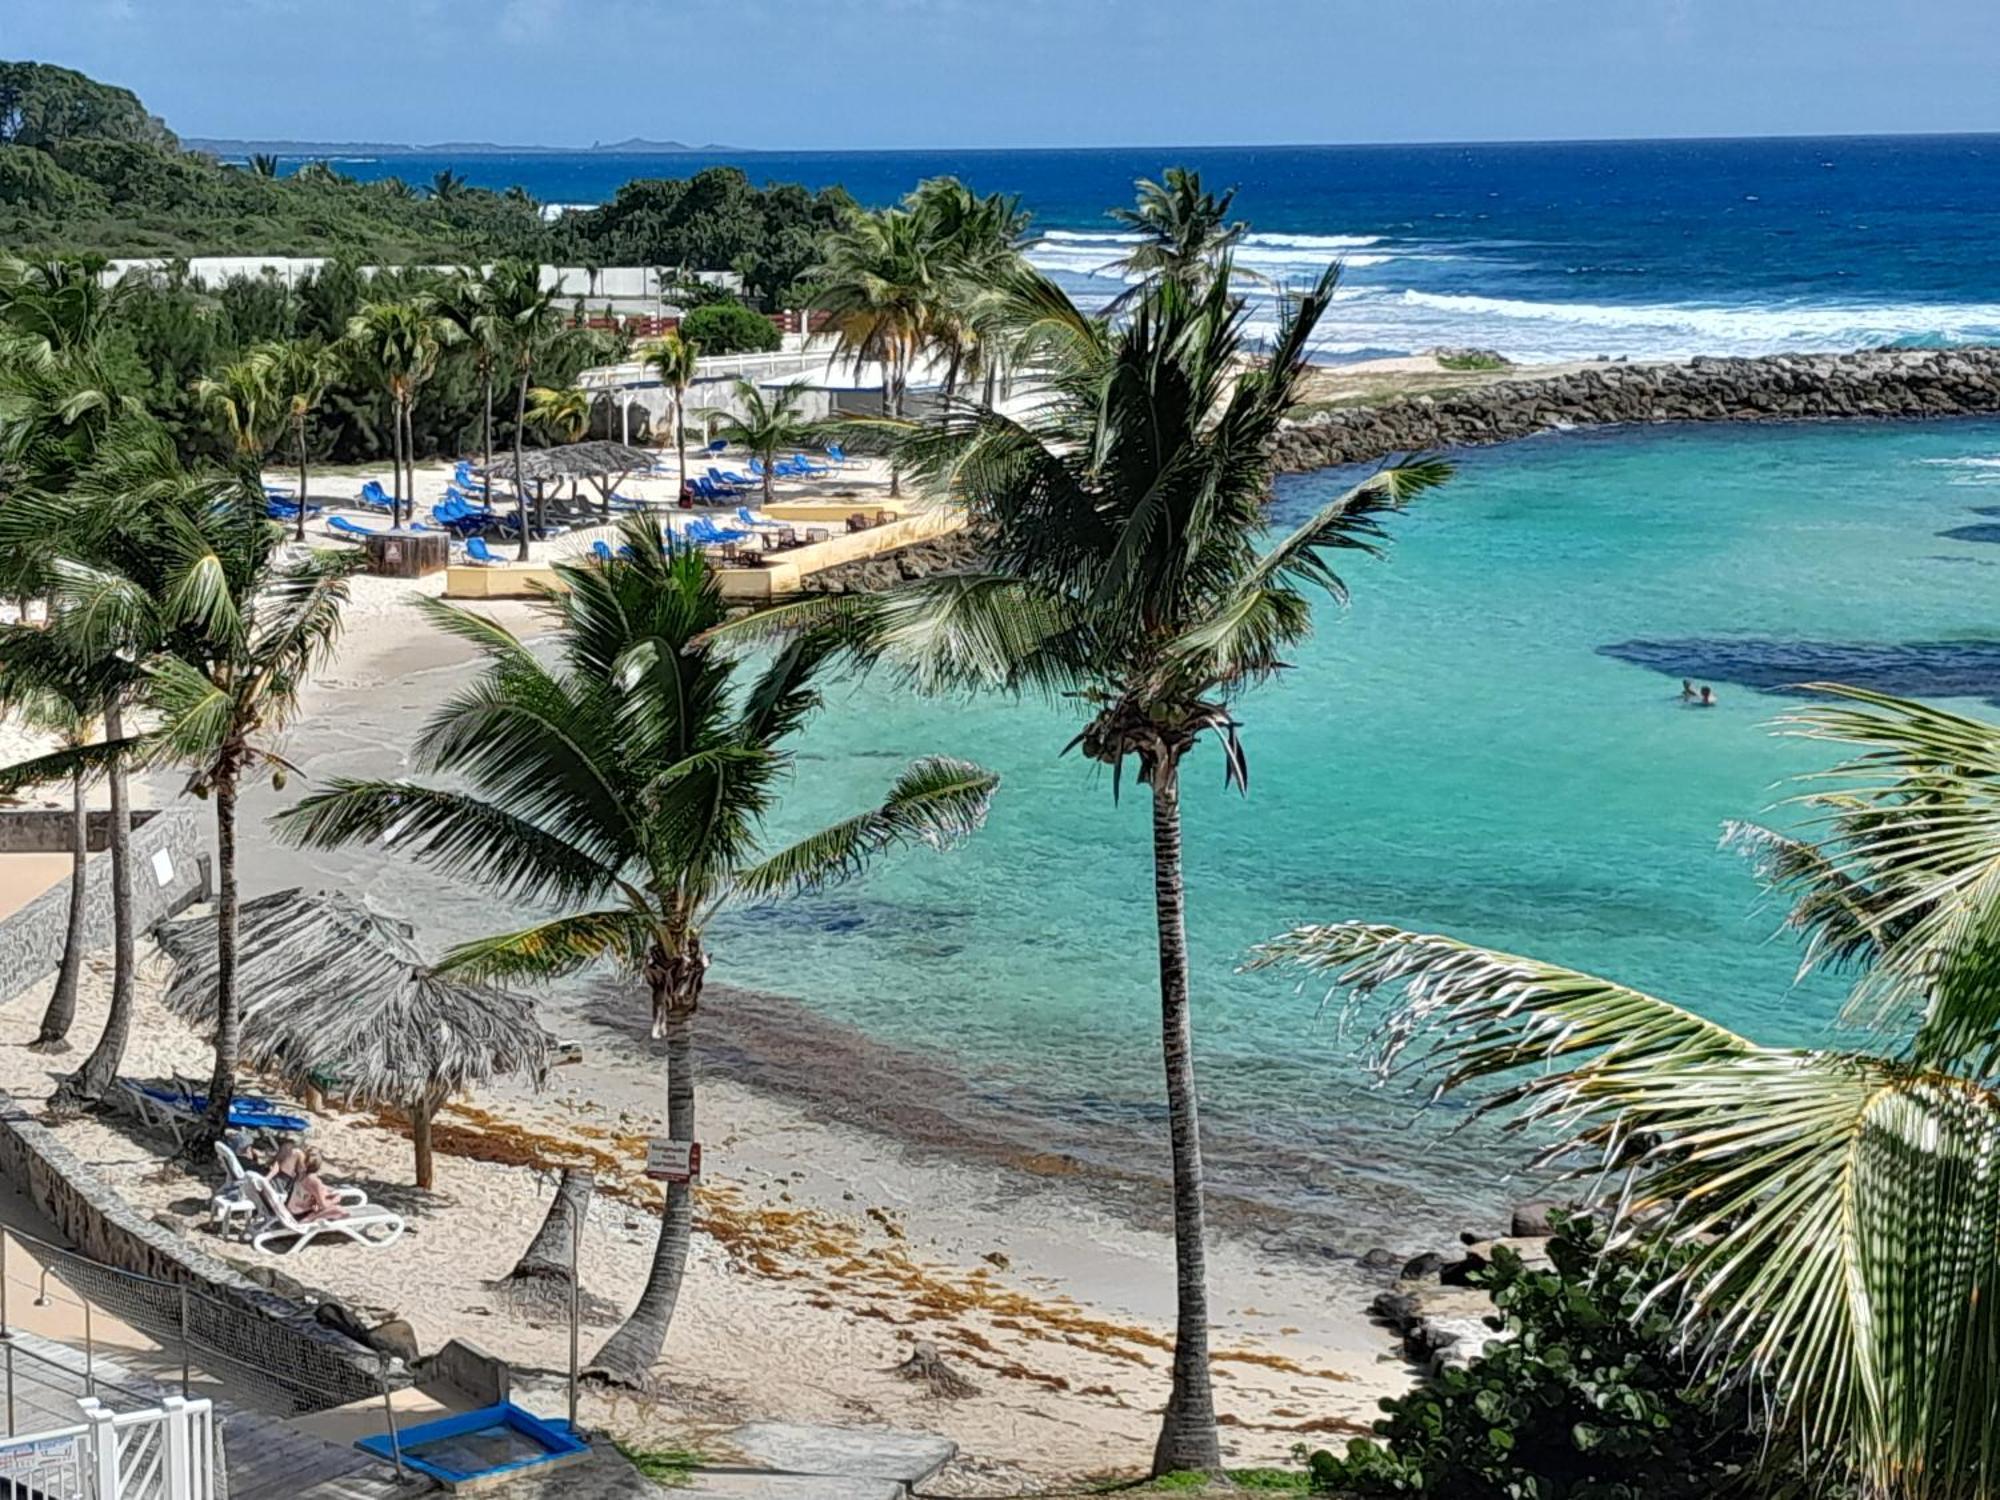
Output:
[{"xmin": 0, "ymin": 1397, "xmax": 217, "ymax": 1500}]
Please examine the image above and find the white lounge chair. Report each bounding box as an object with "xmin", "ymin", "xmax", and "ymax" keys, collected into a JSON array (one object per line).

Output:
[
  {"xmin": 212, "ymin": 1143, "xmax": 367, "ymax": 1240},
  {"xmin": 244, "ymin": 1171, "xmax": 404, "ymax": 1256}
]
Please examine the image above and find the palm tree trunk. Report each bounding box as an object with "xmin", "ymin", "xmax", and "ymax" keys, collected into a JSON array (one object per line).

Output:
[
  {"xmin": 56, "ymin": 695, "xmax": 134, "ymax": 1109},
  {"xmin": 588, "ymin": 956, "xmax": 701, "ymax": 1384},
  {"xmin": 888, "ymin": 351, "xmax": 906, "ymax": 499},
  {"xmin": 411, "ymin": 1089, "xmax": 442, "ymax": 1189},
  {"xmin": 514, "ymin": 374, "xmax": 532, "ymax": 561},
  {"xmin": 294, "ymin": 420, "xmax": 309, "ymax": 542},
  {"xmin": 201, "ymin": 768, "xmax": 241, "ymax": 1144},
  {"xmin": 1146, "ymin": 758, "xmax": 1222, "ymax": 1478},
  {"xmin": 481, "ymin": 366, "xmax": 495, "ymax": 486},
  {"xmin": 762, "ymin": 459, "xmax": 774, "ymax": 508},
  {"xmin": 34, "ymin": 766, "xmax": 89, "ymax": 1049},
  {"xmin": 389, "ymin": 394, "xmax": 405, "ymax": 527},
  {"xmin": 673, "ymin": 391, "xmax": 687, "ymax": 496},
  {"xmin": 402, "ymin": 401, "xmax": 417, "ymax": 529}
]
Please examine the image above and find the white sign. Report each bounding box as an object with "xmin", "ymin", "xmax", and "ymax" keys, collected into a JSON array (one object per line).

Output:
[
  {"xmin": 645, "ymin": 1138, "xmax": 702, "ymax": 1183},
  {"xmin": 150, "ymin": 848, "xmax": 176, "ymax": 888}
]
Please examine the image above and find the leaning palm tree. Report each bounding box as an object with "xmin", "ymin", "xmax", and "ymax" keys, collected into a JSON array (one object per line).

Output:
[
  {"xmin": 253, "ymin": 337, "xmax": 334, "ymax": 541},
  {"xmin": 192, "ymin": 355, "xmax": 281, "ymax": 468},
  {"xmin": 342, "ymin": 300, "xmax": 449, "ymax": 526},
  {"xmin": 437, "ymin": 267, "xmax": 504, "ymax": 484},
  {"xmin": 810, "ymin": 208, "xmax": 933, "ymax": 495},
  {"xmin": 5, "ymin": 428, "xmax": 355, "ymax": 1137},
  {"xmin": 643, "ymin": 332, "xmax": 699, "ymax": 487},
  {"xmin": 1110, "ymin": 167, "xmax": 1249, "ymax": 297},
  {"xmin": 0, "ymin": 673, "xmax": 104, "ymax": 1049},
  {"xmin": 1251, "ymin": 684, "xmax": 2000, "ymax": 1500},
  {"xmin": 722, "ymin": 262, "xmax": 1447, "ymax": 1476},
  {"xmin": 481, "ymin": 261, "xmax": 563, "ymax": 560},
  {"xmin": 273, "ymin": 516, "xmax": 997, "ymax": 1384},
  {"xmin": 715, "ymin": 380, "xmax": 812, "ymax": 507}
]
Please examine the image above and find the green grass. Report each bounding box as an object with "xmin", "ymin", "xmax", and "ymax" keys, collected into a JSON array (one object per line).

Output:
[
  {"xmin": 1104, "ymin": 1469, "xmax": 1314, "ymax": 1493},
  {"xmin": 1435, "ymin": 350, "xmax": 1510, "ymax": 372},
  {"xmin": 613, "ymin": 1442, "xmax": 703, "ymax": 1488}
]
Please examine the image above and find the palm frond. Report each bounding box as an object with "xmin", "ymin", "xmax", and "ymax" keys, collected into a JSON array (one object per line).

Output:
[
  {"xmin": 730, "ymin": 755, "xmax": 998, "ymax": 903},
  {"xmin": 437, "ymin": 908, "xmax": 653, "ymax": 984}
]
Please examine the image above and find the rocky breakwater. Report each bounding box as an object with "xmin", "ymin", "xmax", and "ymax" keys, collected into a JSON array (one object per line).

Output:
[
  {"xmin": 1271, "ymin": 345, "xmax": 2000, "ymax": 472},
  {"xmin": 799, "ymin": 523, "xmax": 986, "ymax": 594}
]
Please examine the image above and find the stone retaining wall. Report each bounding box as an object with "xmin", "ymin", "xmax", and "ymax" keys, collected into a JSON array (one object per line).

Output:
[
  {"xmin": 0, "ymin": 808, "xmax": 208, "ymax": 1004},
  {"xmin": 0, "ymin": 1087, "xmax": 392, "ymax": 1409},
  {"xmin": 1271, "ymin": 346, "xmax": 2000, "ymax": 472}
]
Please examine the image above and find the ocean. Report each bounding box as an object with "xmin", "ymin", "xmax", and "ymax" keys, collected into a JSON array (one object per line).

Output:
[
  {"xmin": 290, "ymin": 135, "xmax": 2000, "ymax": 361},
  {"xmin": 239, "ymin": 137, "xmax": 2000, "ymax": 1250}
]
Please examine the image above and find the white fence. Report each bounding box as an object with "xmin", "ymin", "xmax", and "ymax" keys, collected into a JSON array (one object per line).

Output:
[{"xmin": 0, "ymin": 1397, "xmax": 215, "ymax": 1500}]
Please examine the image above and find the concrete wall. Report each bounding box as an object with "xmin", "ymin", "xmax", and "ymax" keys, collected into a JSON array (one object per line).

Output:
[
  {"xmin": 443, "ymin": 507, "xmax": 967, "ymax": 604},
  {"xmin": 0, "ymin": 808, "xmax": 208, "ymax": 1004}
]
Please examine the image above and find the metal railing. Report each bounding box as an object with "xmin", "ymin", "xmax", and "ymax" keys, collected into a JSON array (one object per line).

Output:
[{"xmin": 0, "ymin": 1226, "xmax": 404, "ymax": 1477}]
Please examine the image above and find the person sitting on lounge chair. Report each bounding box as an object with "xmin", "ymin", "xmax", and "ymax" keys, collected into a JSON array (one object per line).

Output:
[{"xmin": 287, "ymin": 1150, "xmax": 350, "ymax": 1225}]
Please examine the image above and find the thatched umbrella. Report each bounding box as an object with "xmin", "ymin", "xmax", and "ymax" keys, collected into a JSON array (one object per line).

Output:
[
  {"xmin": 155, "ymin": 890, "xmax": 553, "ymax": 1187},
  {"xmin": 482, "ymin": 440, "xmax": 656, "ymax": 523}
]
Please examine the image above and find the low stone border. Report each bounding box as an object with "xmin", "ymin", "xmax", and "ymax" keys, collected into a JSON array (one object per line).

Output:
[{"xmin": 0, "ymin": 1084, "xmax": 395, "ymax": 1409}]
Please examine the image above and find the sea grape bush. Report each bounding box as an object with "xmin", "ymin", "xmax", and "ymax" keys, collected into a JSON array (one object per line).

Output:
[{"xmin": 1304, "ymin": 1215, "xmax": 1838, "ymax": 1499}]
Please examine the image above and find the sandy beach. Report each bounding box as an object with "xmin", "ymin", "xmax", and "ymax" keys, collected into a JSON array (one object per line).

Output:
[{"xmin": 0, "ymin": 457, "xmax": 1418, "ymax": 1491}]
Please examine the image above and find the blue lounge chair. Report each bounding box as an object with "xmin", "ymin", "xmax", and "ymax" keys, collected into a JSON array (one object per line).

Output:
[
  {"xmin": 465, "ymin": 536, "xmax": 506, "ymax": 565},
  {"xmin": 327, "ymin": 515, "xmax": 379, "ymax": 540},
  {"xmin": 705, "ymin": 438, "xmax": 728, "ymax": 456},
  {"xmin": 135, "ymin": 1083, "xmax": 307, "ymax": 1135},
  {"xmin": 357, "ymin": 481, "xmax": 394, "ymax": 511},
  {"xmin": 608, "ymin": 492, "xmax": 648, "ymax": 512},
  {"xmin": 735, "ymin": 506, "xmax": 783, "ymax": 531},
  {"xmin": 826, "ymin": 443, "xmax": 861, "ymax": 469},
  {"xmin": 592, "ymin": 540, "xmax": 614, "ymax": 562},
  {"xmin": 789, "ymin": 453, "xmax": 833, "ymax": 477}
]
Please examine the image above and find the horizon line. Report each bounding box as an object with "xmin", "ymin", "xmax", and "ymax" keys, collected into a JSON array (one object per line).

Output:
[{"xmin": 183, "ymin": 125, "xmax": 2000, "ymax": 157}]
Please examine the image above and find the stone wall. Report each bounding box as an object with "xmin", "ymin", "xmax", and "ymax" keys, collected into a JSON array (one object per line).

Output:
[
  {"xmin": 1270, "ymin": 346, "xmax": 2000, "ymax": 472},
  {"xmin": 0, "ymin": 807, "xmax": 208, "ymax": 1003},
  {"xmin": 0, "ymin": 1088, "xmax": 393, "ymax": 1409}
]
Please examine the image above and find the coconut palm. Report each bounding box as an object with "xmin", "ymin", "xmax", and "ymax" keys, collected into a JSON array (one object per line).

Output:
[
  {"xmin": 527, "ymin": 385, "xmax": 592, "ymax": 445},
  {"xmin": 1249, "ymin": 684, "xmax": 2000, "ymax": 1500},
  {"xmin": 437, "ymin": 267, "xmax": 504, "ymax": 485},
  {"xmin": 722, "ymin": 262, "xmax": 1447, "ymax": 1476},
  {"xmin": 273, "ymin": 516, "xmax": 997, "ymax": 1383},
  {"xmin": 254, "ymin": 337, "xmax": 334, "ymax": 541},
  {"xmin": 481, "ymin": 261, "xmax": 563, "ymax": 560},
  {"xmin": 3, "ymin": 429, "xmax": 355, "ymax": 1136},
  {"xmin": 715, "ymin": 381, "xmax": 812, "ymax": 507},
  {"xmin": 643, "ymin": 331, "xmax": 699, "ymax": 488},
  {"xmin": 1110, "ymin": 167, "xmax": 1248, "ymax": 296},
  {"xmin": 904, "ymin": 176, "xmax": 1033, "ymax": 400},
  {"xmin": 0, "ymin": 671, "xmax": 104, "ymax": 1049},
  {"xmin": 248, "ymin": 154, "xmax": 279, "ymax": 179},
  {"xmin": 810, "ymin": 208, "xmax": 933, "ymax": 494},
  {"xmin": 342, "ymin": 300, "xmax": 449, "ymax": 526}
]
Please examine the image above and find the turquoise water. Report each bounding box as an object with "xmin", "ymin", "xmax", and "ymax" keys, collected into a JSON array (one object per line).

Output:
[{"xmin": 703, "ymin": 417, "xmax": 2000, "ymax": 1241}]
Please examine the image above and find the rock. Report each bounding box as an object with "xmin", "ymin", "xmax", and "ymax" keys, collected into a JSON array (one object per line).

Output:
[
  {"xmin": 1439, "ymin": 1255, "xmax": 1483, "ymax": 1288},
  {"xmin": 365, "ymin": 1318, "xmax": 421, "ymax": 1366},
  {"xmin": 1368, "ymin": 1291, "xmax": 1419, "ymax": 1330},
  {"xmin": 1399, "ymin": 1251, "xmax": 1444, "ymax": 1281},
  {"xmin": 1359, "ymin": 1246, "xmax": 1400, "ymax": 1270},
  {"xmin": 1510, "ymin": 1201, "xmax": 1563, "ymax": 1238},
  {"xmin": 240, "ymin": 1263, "xmax": 311, "ymax": 1300},
  {"xmin": 313, "ymin": 1299, "xmax": 374, "ymax": 1345}
]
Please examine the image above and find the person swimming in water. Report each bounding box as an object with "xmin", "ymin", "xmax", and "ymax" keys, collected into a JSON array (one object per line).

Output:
[
  {"xmin": 1681, "ymin": 679, "xmax": 1698, "ymax": 701},
  {"xmin": 1697, "ymin": 686, "xmax": 1716, "ymax": 707}
]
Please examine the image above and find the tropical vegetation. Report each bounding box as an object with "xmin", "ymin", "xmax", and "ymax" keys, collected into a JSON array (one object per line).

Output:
[
  {"xmin": 714, "ymin": 380, "xmax": 813, "ymax": 505},
  {"xmin": 677, "ymin": 300, "xmax": 781, "ymax": 355},
  {"xmin": 1254, "ymin": 685, "xmax": 2000, "ymax": 1499},
  {"xmin": 272, "ymin": 520, "xmax": 998, "ymax": 1384}
]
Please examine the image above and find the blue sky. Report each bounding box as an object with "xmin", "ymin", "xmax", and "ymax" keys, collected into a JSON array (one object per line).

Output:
[{"xmin": 15, "ymin": 0, "xmax": 2000, "ymax": 149}]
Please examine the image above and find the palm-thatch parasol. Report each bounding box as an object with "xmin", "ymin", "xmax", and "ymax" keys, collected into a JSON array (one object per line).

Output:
[
  {"xmin": 154, "ymin": 890, "xmax": 553, "ymax": 1187},
  {"xmin": 479, "ymin": 440, "xmax": 655, "ymax": 485}
]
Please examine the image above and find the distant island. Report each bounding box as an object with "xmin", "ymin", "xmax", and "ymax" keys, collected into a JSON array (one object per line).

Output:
[{"xmin": 185, "ymin": 136, "xmax": 736, "ymax": 157}]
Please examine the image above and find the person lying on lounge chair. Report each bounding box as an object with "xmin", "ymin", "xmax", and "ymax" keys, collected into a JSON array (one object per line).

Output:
[{"xmin": 288, "ymin": 1150, "xmax": 350, "ymax": 1225}]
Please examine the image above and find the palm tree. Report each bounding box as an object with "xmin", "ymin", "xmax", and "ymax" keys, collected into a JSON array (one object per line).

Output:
[
  {"xmin": 527, "ymin": 385, "xmax": 592, "ymax": 445},
  {"xmin": 1250, "ymin": 684, "xmax": 2000, "ymax": 1500},
  {"xmin": 0, "ymin": 672, "xmax": 104, "ymax": 1049},
  {"xmin": 810, "ymin": 208, "xmax": 933, "ymax": 495},
  {"xmin": 716, "ymin": 381, "xmax": 812, "ymax": 507},
  {"xmin": 903, "ymin": 177, "xmax": 1033, "ymax": 400},
  {"xmin": 191, "ymin": 355, "xmax": 281, "ymax": 467},
  {"xmin": 644, "ymin": 332, "xmax": 699, "ymax": 487},
  {"xmin": 342, "ymin": 300, "xmax": 448, "ymax": 527},
  {"xmin": 1110, "ymin": 167, "xmax": 1248, "ymax": 296},
  {"xmin": 725, "ymin": 263, "xmax": 1447, "ymax": 1476},
  {"xmin": 438, "ymin": 267, "xmax": 504, "ymax": 487},
  {"xmin": 274, "ymin": 517, "xmax": 997, "ymax": 1384},
  {"xmin": 5, "ymin": 429, "xmax": 354, "ymax": 1137},
  {"xmin": 247, "ymin": 154, "xmax": 280, "ymax": 179},
  {"xmin": 481, "ymin": 261, "xmax": 563, "ymax": 560},
  {"xmin": 430, "ymin": 169, "xmax": 467, "ymax": 202},
  {"xmin": 252, "ymin": 338, "xmax": 333, "ymax": 541}
]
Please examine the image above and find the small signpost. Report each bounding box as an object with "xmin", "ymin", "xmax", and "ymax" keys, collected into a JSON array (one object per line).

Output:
[{"xmin": 645, "ymin": 1138, "xmax": 702, "ymax": 1183}]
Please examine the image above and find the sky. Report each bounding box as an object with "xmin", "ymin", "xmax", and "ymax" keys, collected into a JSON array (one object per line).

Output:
[{"xmin": 12, "ymin": 0, "xmax": 2000, "ymax": 150}]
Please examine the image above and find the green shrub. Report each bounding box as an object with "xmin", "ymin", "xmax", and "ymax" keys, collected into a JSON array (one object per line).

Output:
[
  {"xmin": 679, "ymin": 299, "xmax": 781, "ymax": 355},
  {"xmin": 1304, "ymin": 1215, "xmax": 1840, "ymax": 1499}
]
